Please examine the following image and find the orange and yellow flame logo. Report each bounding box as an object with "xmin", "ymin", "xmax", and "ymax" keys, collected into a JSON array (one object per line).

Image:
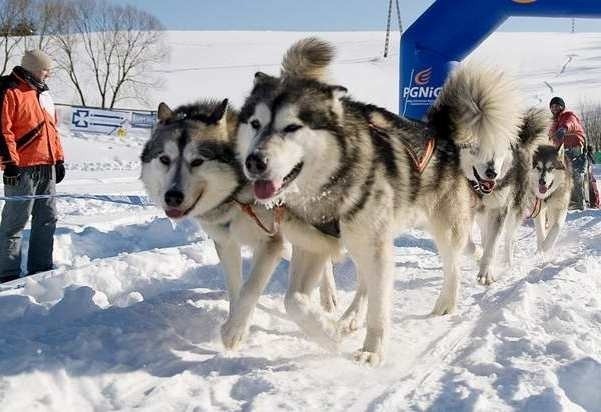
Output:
[{"xmin": 414, "ymin": 68, "xmax": 433, "ymax": 85}]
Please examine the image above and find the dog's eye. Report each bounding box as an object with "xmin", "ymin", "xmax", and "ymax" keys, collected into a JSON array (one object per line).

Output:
[
  {"xmin": 197, "ymin": 148, "xmax": 216, "ymax": 160},
  {"xmin": 159, "ymin": 155, "xmax": 170, "ymax": 166},
  {"xmin": 250, "ymin": 119, "xmax": 261, "ymax": 130},
  {"xmin": 190, "ymin": 159, "xmax": 204, "ymax": 167},
  {"xmin": 283, "ymin": 124, "xmax": 302, "ymax": 134}
]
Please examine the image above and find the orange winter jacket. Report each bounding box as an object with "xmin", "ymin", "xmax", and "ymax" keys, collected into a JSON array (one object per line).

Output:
[
  {"xmin": 549, "ymin": 110, "xmax": 586, "ymax": 149},
  {"xmin": 0, "ymin": 67, "xmax": 64, "ymax": 167}
]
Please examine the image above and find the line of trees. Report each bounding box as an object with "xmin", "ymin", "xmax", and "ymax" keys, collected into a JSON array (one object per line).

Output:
[{"xmin": 1, "ymin": 0, "xmax": 167, "ymax": 109}]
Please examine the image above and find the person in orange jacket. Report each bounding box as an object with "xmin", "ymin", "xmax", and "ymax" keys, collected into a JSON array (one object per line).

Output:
[
  {"xmin": 549, "ymin": 96, "xmax": 587, "ymax": 210},
  {"xmin": 0, "ymin": 50, "xmax": 65, "ymax": 283}
]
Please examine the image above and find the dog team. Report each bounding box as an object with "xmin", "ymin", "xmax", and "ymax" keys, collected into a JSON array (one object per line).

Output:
[{"xmin": 141, "ymin": 38, "xmax": 571, "ymax": 366}]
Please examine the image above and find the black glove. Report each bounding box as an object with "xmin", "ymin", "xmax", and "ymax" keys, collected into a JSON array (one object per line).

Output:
[
  {"xmin": 55, "ymin": 161, "xmax": 65, "ymax": 184},
  {"xmin": 554, "ymin": 127, "xmax": 567, "ymax": 141},
  {"xmin": 3, "ymin": 164, "xmax": 20, "ymax": 186}
]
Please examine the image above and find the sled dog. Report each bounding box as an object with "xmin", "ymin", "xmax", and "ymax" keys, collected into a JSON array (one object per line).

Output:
[
  {"xmin": 236, "ymin": 38, "xmax": 354, "ymax": 352},
  {"xmin": 141, "ymin": 99, "xmax": 341, "ymax": 350},
  {"xmin": 238, "ymin": 51, "xmax": 522, "ymax": 365},
  {"xmin": 464, "ymin": 108, "xmax": 549, "ymax": 284},
  {"xmin": 505, "ymin": 144, "xmax": 574, "ymax": 264},
  {"xmin": 528, "ymin": 143, "xmax": 572, "ymax": 254}
]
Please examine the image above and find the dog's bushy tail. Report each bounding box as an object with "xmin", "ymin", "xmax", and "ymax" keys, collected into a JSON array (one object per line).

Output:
[
  {"xmin": 281, "ymin": 37, "xmax": 334, "ymax": 81},
  {"xmin": 428, "ymin": 64, "xmax": 522, "ymax": 156},
  {"xmin": 518, "ymin": 107, "xmax": 550, "ymax": 151}
]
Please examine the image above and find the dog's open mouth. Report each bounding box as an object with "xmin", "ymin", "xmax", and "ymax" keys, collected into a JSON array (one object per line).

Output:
[
  {"xmin": 253, "ymin": 162, "xmax": 303, "ymax": 200},
  {"xmin": 473, "ymin": 167, "xmax": 496, "ymax": 194},
  {"xmin": 538, "ymin": 181, "xmax": 553, "ymax": 195},
  {"xmin": 164, "ymin": 191, "xmax": 203, "ymax": 219}
]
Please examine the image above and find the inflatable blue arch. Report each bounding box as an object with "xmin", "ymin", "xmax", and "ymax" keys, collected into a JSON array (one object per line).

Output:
[{"xmin": 400, "ymin": 0, "xmax": 601, "ymax": 120}]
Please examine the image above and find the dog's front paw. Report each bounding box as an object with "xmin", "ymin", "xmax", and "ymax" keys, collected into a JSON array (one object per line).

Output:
[
  {"xmin": 221, "ymin": 317, "xmax": 249, "ymax": 350},
  {"xmin": 338, "ymin": 316, "xmax": 359, "ymax": 337},
  {"xmin": 337, "ymin": 309, "xmax": 365, "ymax": 336},
  {"xmin": 431, "ymin": 293, "xmax": 456, "ymax": 316},
  {"xmin": 353, "ymin": 349, "xmax": 383, "ymax": 366},
  {"xmin": 477, "ymin": 268, "xmax": 496, "ymax": 286}
]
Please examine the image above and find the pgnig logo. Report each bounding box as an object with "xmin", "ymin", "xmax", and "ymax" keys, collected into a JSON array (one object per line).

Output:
[
  {"xmin": 414, "ymin": 67, "xmax": 432, "ymax": 86},
  {"xmin": 403, "ymin": 67, "xmax": 442, "ymax": 99}
]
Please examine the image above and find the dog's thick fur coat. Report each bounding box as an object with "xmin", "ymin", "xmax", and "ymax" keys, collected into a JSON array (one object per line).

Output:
[
  {"xmin": 239, "ymin": 40, "xmax": 523, "ymax": 365},
  {"xmin": 141, "ymin": 40, "xmax": 344, "ymax": 350}
]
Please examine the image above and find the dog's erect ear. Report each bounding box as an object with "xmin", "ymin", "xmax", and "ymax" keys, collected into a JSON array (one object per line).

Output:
[
  {"xmin": 208, "ymin": 98, "xmax": 228, "ymax": 125},
  {"xmin": 254, "ymin": 72, "xmax": 271, "ymax": 85},
  {"xmin": 329, "ymin": 85, "xmax": 348, "ymax": 100},
  {"xmin": 158, "ymin": 102, "xmax": 174, "ymax": 122},
  {"xmin": 328, "ymin": 85, "xmax": 347, "ymax": 118}
]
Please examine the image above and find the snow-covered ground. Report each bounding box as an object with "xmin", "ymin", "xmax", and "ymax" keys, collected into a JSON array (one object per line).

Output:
[{"xmin": 0, "ymin": 32, "xmax": 600, "ymax": 411}]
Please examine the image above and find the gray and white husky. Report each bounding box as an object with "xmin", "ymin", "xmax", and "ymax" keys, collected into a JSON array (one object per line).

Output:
[
  {"xmin": 140, "ymin": 97, "xmax": 341, "ymax": 351},
  {"xmin": 528, "ymin": 143, "xmax": 572, "ymax": 254},
  {"xmin": 238, "ymin": 52, "xmax": 522, "ymax": 365},
  {"xmin": 141, "ymin": 100, "xmax": 281, "ymax": 350},
  {"xmin": 464, "ymin": 108, "xmax": 549, "ymax": 284}
]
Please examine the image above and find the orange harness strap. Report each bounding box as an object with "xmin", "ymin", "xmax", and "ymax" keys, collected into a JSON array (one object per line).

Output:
[
  {"xmin": 412, "ymin": 138, "xmax": 436, "ymax": 173},
  {"xmin": 234, "ymin": 200, "xmax": 285, "ymax": 236},
  {"xmin": 526, "ymin": 198, "xmax": 542, "ymax": 220},
  {"xmin": 368, "ymin": 122, "xmax": 436, "ymax": 174}
]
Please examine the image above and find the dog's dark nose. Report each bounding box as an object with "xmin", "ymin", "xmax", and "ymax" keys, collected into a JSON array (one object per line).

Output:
[
  {"xmin": 485, "ymin": 168, "xmax": 497, "ymax": 179},
  {"xmin": 245, "ymin": 152, "xmax": 268, "ymax": 175},
  {"xmin": 165, "ymin": 190, "xmax": 184, "ymax": 207},
  {"xmin": 539, "ymin": 178, "xmax": 546, "ymax": 186}
]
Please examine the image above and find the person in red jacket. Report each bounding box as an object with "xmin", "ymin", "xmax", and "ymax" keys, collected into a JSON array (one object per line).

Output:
[
  {"xmin": 0, "ymin": 50, "xmax": 65, "ymax": 283},
  {"xmin": 549, "ymin": 96, "xmax": 587, "ymax": 210}
]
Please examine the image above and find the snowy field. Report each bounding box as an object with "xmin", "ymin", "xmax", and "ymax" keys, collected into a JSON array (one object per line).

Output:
[{"xmin": 0, "ymin": 32, "xmax": 600, "ymax": 411}]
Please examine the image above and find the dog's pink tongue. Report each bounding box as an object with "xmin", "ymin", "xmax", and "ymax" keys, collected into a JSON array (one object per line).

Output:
[
  {"xmin": 539, "ymin": 184, "xmax": 548, "ymax": 194},
  {"xmin": 165, "ymin": 208, "xmax": 184, "ymax": 219},
  {"xmin": 254, "ymin": 180, "xmax": 279, "ymax": 200}
]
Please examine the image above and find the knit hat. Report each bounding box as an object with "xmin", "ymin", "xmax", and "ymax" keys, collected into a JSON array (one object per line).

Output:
[
  {"xmin": 21, "ymin": 49, "xmax": 53, "ymax": 73},
  {"xmin": 549, "ymin": 96, "xmax": 565, "ymax": 109}
]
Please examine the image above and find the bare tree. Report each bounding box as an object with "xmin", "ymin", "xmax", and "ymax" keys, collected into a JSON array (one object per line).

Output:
[
  {"xmin": 51, "ymin": 0, "xmax": 166, "ymax": 108},
  {"xmin": 108, "ymin": 4, "xmax": 166, "ymax": 108},
  {"xmin": 48, "ymin": 0, "xmax": 88, "ymax": 105},
  {"xmin": 579, "ymin": 101, "xmax": 601, "ymax": 152},
  {"xmin": 0, "ymin": 0, "xmax": 34, "ymax": 75},
  {"xmin": 26, "ymin": 0, "xmax": 69, "ymax": 51}
]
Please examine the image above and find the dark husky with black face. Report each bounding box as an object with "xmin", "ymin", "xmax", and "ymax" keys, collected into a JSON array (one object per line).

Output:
[
  {"xmin": 238, "ymin": 56, "xmax": 523, "ymax": 365},
  {"xmin": 532, "ymin": 144, "xmax": 571, "ymax": 200}
]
